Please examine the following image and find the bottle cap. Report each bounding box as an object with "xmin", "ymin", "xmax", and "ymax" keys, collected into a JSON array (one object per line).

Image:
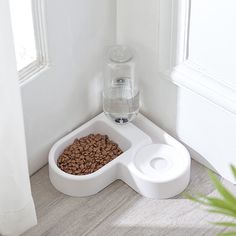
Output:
[{"xmin": 108, "ymin": 45, "xmax": 133, "ymax": 63}]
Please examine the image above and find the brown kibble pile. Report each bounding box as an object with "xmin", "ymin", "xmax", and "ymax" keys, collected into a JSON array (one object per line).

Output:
[{"xmin": 57, "ymin": 133, "xmax": 123, "ymax": 175}]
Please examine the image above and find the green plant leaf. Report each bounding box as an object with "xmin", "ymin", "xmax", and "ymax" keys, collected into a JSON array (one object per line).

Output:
[
  {"xmin": 212, "ymin": 222, "xmax": 236, "ymax": 227},
  {"xmin": 208, "ymin": 209, "xmax": 236, "ymax": 219},
  {"xmin": 231, "ymin": 165, "xmax": 236, "ymax": 180},
  {"xmin": 185, "ymin": 193, "xmax": 209, "ymax": 205},
  {"xmin": 209, "ymin": 171, "xmax": 236, "ymax": 206},
  {"xmin": 205, "ymin": 196, "xmax": 236, "ymax": 213},
  {"xmin": 187, "ymin": 165, "xmax": 236, "ymax": 236},
  {"xmin": 186, "ymin": 194, "xmax": 236, "ymax": 215},
  {"xmin": 218, "ymin": 232, "xmax": 236, "ymax": 236}
]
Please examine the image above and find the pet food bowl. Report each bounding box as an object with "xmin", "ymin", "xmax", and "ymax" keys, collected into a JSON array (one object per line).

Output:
[{"xmin": 49, "ymin": 113, "xmax": 190, "ymax": 199}]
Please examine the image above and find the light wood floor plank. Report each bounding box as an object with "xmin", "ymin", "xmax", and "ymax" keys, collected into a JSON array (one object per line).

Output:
[{"xmin": 23, "ymin": 160, "xmax": 236, "ymax": 236}]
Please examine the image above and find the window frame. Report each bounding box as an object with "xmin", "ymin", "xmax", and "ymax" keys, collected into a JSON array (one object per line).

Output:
[{"xmin": 18, "ymin": 0, "xmax": 49, "ymax": 84}]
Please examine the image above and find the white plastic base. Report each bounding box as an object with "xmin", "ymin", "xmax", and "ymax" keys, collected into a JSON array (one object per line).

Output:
[{"xmin": 49, "ymin": 113, "xmax": 191, "ymax": 199}]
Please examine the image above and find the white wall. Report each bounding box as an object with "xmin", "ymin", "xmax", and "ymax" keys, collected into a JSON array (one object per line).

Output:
[
  {"xmin": 21, "ymin": 0, "xmax": 116, "ymax": 174},
  {"xmin": 117, "ymin": 0, "xmax": 236, "ymax": 183}
]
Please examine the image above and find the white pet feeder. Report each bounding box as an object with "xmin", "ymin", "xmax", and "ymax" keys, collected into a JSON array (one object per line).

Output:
[{"xmin": 49, "ymin": 113, "xmax": 190, "ymax": 199}]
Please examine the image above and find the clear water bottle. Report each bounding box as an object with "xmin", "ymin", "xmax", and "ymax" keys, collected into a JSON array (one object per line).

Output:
[{"xmin": 103, "ymin": 45, "xmax": 140, "ymax": 124}]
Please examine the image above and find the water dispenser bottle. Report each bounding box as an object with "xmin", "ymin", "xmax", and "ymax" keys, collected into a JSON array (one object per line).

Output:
[{"xmin": 103, "ymin": 45, "xmax": 140, "ymax": 125}]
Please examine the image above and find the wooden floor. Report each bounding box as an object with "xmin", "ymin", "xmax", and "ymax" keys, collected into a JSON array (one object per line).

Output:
[{"xmin": 23, "ymin": 160, "xmax": 236, "ymax": 236}]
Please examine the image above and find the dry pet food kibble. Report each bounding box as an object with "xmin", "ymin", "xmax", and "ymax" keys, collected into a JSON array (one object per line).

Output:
[{"xmin": 57, "ymin": 133, "xmax": 123, "ymax": 175}]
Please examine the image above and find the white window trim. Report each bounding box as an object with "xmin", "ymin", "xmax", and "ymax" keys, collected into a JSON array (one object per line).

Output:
[{"xmin": 19, "ymin": 0, "xmax": 49, "ymax": 84}]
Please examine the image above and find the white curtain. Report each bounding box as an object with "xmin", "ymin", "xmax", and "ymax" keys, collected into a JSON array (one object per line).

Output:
[{"xmin": 0, "ymin": 0, "xmax": 37, "ymax": 235}]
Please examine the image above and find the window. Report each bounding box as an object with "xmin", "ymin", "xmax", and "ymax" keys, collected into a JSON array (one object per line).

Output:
[{"xmin": 9, "ymin": 0, "xmax": 48, "ymax": 82}]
